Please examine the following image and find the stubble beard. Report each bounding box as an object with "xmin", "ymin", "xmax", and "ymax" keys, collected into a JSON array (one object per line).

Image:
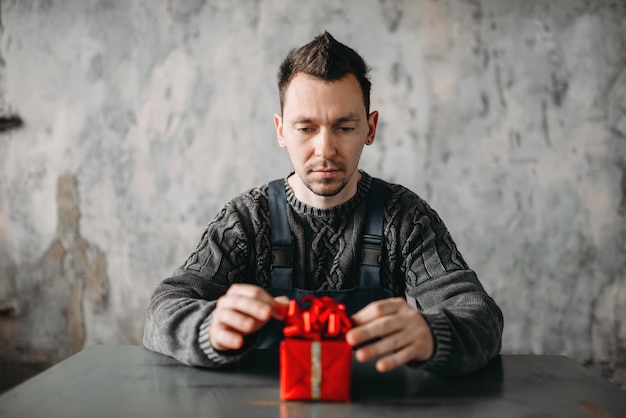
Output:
[
  {"xmin": 302, "ymin": 163, "xmax": 357, "ymax": 197},
  {"xmin": 304, "ymin": 177, "xmax": 349, "ymax": 197}
]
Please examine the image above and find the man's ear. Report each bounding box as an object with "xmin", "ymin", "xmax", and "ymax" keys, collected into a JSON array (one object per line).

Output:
[
  {"xmin": 366, "ymin": 111, "xmax": 379, "ymax": 145},
  {"xmin": 274, "ymin": 114, "xmax": 286, "ymax": 148}
]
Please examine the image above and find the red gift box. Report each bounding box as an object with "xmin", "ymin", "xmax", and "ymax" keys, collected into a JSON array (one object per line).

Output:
[{"xmin": 279, "ymin": 295, "xmax": 353, "ymax": 402}]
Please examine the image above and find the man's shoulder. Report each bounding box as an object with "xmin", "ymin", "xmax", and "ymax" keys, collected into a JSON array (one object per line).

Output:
[
  {"xmin": 222, "ymin": 183, "xmax": 271, "ymax": 216},
  {"xmin": 375, "ymin": 179, "xmax": 435, "ymax": 219},
  {"xmin": 379, "ymin": 179, "xmax": 425, "ymax": 203},
  {"xmin": 230, "ymin": 180, "xmax": 272, "ymax": 200}
]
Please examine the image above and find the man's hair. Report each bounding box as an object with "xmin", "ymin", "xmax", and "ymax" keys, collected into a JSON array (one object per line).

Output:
[{"xmin": 277, "ymin": 31, "xmax": 372, "ymax": 115}]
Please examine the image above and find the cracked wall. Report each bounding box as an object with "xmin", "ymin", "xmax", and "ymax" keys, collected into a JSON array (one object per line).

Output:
[{"xmin": 0, "ymin": 0, "xmax": 624, "ymax": 389}]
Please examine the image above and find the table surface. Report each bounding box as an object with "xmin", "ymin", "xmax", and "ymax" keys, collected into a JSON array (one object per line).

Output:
[{"xmin": 0, "ymin": 345, "xmax": 624, "ymax": 418}]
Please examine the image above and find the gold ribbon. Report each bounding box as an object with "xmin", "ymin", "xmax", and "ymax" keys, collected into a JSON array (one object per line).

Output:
[{"xmin": 310, "ymin": 341, "xmax": 321, "ymax": 400}]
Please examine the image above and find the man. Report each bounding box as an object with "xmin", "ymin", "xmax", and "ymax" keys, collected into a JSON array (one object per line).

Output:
[{"xmin": 143, "ymin": 32, "xmax": 503, "ymax": 376}]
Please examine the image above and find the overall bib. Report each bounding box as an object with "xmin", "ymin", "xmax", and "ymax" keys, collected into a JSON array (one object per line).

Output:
[{"xmin": 254, "ymin": 177, "xmax": 394, "ymax": 349}]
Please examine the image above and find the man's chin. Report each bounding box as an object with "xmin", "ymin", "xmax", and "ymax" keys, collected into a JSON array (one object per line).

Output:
[
  {"xmin": 313, "ymin": 189, "xmax": 341, "ymax": 197},
  {"xmin": 306, "ymin": 179, "xmax": 344, "ymax": 197}
]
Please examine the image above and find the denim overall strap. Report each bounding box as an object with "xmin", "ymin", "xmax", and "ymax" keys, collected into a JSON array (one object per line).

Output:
[
  {"xmin": 268, "ymin": 179, "xmax": 293, "ymax": 289},
  {"xmin": 359, "ymin": 177, "xmax": 388, "ymax": 288}
]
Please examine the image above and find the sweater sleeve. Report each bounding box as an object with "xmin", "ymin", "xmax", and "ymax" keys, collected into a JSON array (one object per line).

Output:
[
  {"xmin": 143, "ymin": 199, "xmax": 263, "ymax": 367},
  {"xmin": 398, "ymin": 195, "xmax": 504, "ymax": 376}
]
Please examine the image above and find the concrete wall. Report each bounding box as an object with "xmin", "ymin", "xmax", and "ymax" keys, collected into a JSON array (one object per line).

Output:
[{"xmin": 1, "ymin": 0, "xmax": 624, "ymax": 388}]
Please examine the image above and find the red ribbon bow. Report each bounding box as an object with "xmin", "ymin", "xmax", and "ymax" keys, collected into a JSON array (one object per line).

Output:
[{"xmin": 282, "ymin": 295, "xmax": 353, "ymax": 340}]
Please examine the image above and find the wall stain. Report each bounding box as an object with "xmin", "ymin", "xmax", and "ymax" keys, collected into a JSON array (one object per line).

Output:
[
  {"xmin": 590, "ymin": 276, "xmax": 626, "ymax": 390},
  {"xmin": 379, "ymin": 0, "xmax": 403, "ymax": 32},
  {"xmin": 541, "ymin": 99, "xmax": 552, "ymax": 147},
  {"xmin": 551, "ymin": 71, "xmax": 569, "ymax": 107},
  {"xmin": 1, "ymin": 174, "xmax": 111, "ymax": 392},
  {"xmin": 479, "ymin": 92, "xmax": 489, "ymax": 117},
  {"xmin": 494, "ymin": 60, "xmax": 507, "ymax": 109},
  {"xmin": 166, "ymin": 0, "xmax": 207, "ymax": 21},
  {"xmin": 616, "ymin": 158, "xmax": 626, "ymax": 216},
  {"xmin": 40, "ymin": 175, "xmax": 110, "ymax": 357},
  {"xmin": 607, "ymin": 65, "xmax": 626, "ymax": 139}
]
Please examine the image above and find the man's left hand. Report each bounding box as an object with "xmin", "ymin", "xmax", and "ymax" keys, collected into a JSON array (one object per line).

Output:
[{"xmin": 345, "ymin": 297, "xmax": 434, "ymax": 373}]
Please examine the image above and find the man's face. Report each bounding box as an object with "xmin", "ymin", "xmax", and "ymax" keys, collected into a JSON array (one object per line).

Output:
[{"xmin": 274, "ymin": 73, "xmax": 378, "ymax": 209}]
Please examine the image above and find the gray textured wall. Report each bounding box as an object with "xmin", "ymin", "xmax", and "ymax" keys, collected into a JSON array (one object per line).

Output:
[{"xmin": 1, "ymin": 0, "xmax": 625, "ymax": 388}]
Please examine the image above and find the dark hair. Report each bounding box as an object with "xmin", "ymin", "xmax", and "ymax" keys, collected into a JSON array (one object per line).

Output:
[{"xmin": 277, "ymin": 31, "xmax": 372, "ymax": 115}]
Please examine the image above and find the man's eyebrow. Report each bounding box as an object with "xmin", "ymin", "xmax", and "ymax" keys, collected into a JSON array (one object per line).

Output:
[
  {"xmin": 290, "ymin": 116, "xmax": 314, "ymax": 124},
  {"xmin": 334, "ymin": 114, "xmax": 361, "ymax": 123},
  {"xmin": 290, "ymin": 114, "xmax": 361, "ymax": 124}
]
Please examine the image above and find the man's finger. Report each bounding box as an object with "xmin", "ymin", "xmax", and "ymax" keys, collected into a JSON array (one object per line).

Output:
[
  {"xmin": 346, "ymin": 313, "xmax": 404, "ymax": 346},
  {"xmin": 226, "ymin": 283, "xmax": 276, "ymax": 304},
  {"xmin": 216, "ymin": 294, "xmax": 273, "ymax": 322},
  {"xmin": 214, "ymin": 308, "xmax": 263, "ymax": 334},
  {"xmin": 375, "ymin": 345, "xmax": 421, "ymax": 373},
  {"xmin": 350, "ymin": 297, "xmax": 404, "ymax": 325},
  {"xmin": 352, "ymin": 327, "xmax": 412, "ymax": 361},
  {"xmin": 273, "ymin": 296, "xmax": 290, "ymax": 320},
  {"xmin": 210, "ymin": 324, "xmax": 245, "ymax": 351}
]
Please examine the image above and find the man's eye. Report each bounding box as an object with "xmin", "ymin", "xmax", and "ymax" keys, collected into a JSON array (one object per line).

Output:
[
  {"xmin": 298, "ymin": 127, "xmax": 312, "ymax": 133},
  {"xmin": 339, "ymin": 127, "xmax": 354, "ymax": 133}
]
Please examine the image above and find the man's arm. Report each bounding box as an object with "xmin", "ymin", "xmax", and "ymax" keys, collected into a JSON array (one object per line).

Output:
[
  {"xmin": 409, "ymin": 270, "xmax": 504, "ymax": 376},
  {"xmin": 143, "ymin": 198, "xmax": 272, "ymax": 367},
  {"xmin": 143, "ymin": 271, "xmax": 231, "ymax": 367},
  {"xmin": 408, "ymin": 196, "xmax": 503, "ymax": 376},
  {"xmin": 404, "ymin": 195, "xmax": 504, "ymax": 376},
  {"xmin": 348, "ymin": 187, "xmax": 503, "ymax": 376},
  {"xmin": 143, "ymin": 276, "xmax": 287, "ymax": 367}
]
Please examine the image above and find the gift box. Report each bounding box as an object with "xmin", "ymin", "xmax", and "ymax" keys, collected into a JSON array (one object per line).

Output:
[{"xmin": 279, "ymin": 295, "xmax": 353, "ymax": 402}]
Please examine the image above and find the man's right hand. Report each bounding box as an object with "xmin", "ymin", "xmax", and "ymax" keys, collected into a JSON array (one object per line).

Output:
[{"xmin": 209, "ymin": 284, "xmax": 288, "ymax": 351}]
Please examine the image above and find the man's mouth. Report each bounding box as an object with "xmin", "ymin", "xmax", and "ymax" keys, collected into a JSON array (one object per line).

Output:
[{"xmin": 311, "ymin": 168, "xmax": 341, "ymax": 179}]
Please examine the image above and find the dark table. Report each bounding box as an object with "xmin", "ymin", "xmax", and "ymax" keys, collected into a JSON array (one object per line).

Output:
[{"xmin": 0, "ymin": 345, "xmax": 624, "ymax": 417}]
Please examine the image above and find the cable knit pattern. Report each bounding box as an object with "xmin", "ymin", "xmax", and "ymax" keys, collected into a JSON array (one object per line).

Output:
[{"xmin": 143, "ymin": 171, "xmax": 503, "ymax": 376}]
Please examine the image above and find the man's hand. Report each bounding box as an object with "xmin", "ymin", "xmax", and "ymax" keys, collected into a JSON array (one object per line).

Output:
[
  {"xmin": 210, "ymin": 284, "xmax": 289, "ymax": 351},
  {"xmin": 345, "ymin": 297, "xmax": 434, "ymax": 373}
]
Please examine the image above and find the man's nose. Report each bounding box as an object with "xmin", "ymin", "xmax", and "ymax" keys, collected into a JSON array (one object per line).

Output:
[{"xmin": 314, "ymin": 129, "xmax": 337, "ymax": 159}]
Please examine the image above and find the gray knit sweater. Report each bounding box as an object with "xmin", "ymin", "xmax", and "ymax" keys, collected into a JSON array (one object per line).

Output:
[{"xmin": 143, "ymin": 172, "xmax": 503, "ymax": 376}]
